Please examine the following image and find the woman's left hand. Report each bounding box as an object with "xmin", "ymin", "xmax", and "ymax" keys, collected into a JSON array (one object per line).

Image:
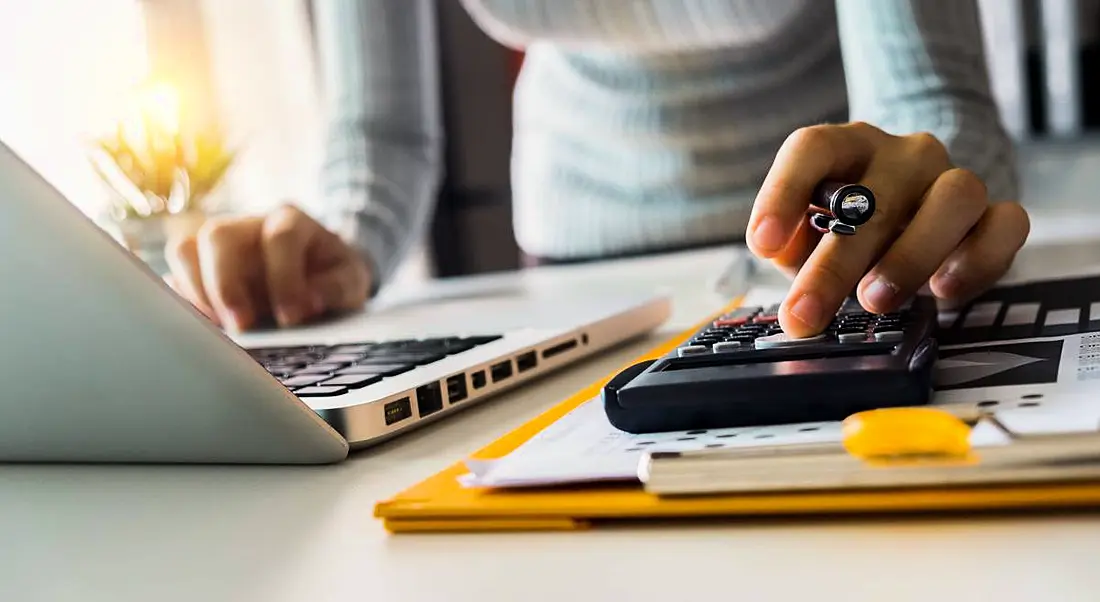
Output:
[{"xmin": 746, "ymin": 121, "xmax": 1030, "ymax": 338}]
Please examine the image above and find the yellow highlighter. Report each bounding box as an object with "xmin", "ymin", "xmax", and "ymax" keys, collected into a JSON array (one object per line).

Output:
[
  {"xmin": 841, "ymin": 407, "xmax": 975, "ymax": 464},
  {"xmin": 639, "ymin": 407, "xmax": 1100, "ymax": 497}
]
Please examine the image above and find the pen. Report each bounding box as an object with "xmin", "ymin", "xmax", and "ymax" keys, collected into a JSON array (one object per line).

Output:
[{"xmin": 807, "ymin": 181, "xmax": 876, "ymax": 236}]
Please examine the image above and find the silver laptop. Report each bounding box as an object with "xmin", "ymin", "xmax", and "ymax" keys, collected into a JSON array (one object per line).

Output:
[{"xmin": 0, "ymin": 140, "xmax": 670, "ymax": 464}]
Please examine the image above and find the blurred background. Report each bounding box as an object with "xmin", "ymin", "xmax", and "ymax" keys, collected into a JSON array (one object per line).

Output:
[{"xmin": 0, "ymin": 0, "xmax": 1097, "ymax": 284}]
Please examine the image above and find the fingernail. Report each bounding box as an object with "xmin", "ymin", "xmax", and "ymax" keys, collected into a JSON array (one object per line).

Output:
[
  {"xmin": 751, "ymin": 216, "xmax": 786, "ymax": 254},
  {"xmin": 277, "ymin": 306, "xmax": 301, "ymax": 326},
  {"xmin": 788, "ymin": 293, "xmax": 824, "ymax": 330},
  {"xmin": 864, "ymin": 276, "xmax": 900, "ymax": 310},
  {"xmin": 936, "ymin": 266, "xmax": 964, "ymax": 297}
]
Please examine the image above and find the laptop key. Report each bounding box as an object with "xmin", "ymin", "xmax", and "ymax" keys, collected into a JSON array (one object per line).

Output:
[
  {"xmin": 292, "ymin": 363, "xmax": 344, "ymax": 375},
  {"xmin": 339, "ymin": 364, "xmax": 413, "ymax": 377},
  {"xmin": 293, "ymin": 386, "xmax": 348, "ymax": 397},
  {"xmin": 358, "ymin": 353, "xmax": 444, "ymax": 366},
  {"xmin": 282, "ymin": 354, "xmax": 324, "ymax": 364},
  {"xmin": 328, "ymin": 344, "xmax": 374, "ymax": 354},
  {"xmin": 280, "ymin": 374, "xmax": 329, "ymax": 387},
  {"xmin": 318, "ymin": 354, "xmax": 363, "ymax": 364},
  {"xmin": 443, "ymin": 344, "xmax": 476, "ymax": 355},
  {"xmin": 460, "ymin": 335, "xmax": 503, "ymax": 346},
  {"xmin": 320, "ymin": 374, "xmax": 382, "ymax": 389},
  {"xmin": 264, "ymin": 364, "xmax": 303, "ymax": 376}
]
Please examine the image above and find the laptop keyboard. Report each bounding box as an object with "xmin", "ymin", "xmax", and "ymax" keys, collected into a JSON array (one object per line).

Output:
[{"xmin": 246, "ymin": 335, "xmax": 502, "ymax": 397}]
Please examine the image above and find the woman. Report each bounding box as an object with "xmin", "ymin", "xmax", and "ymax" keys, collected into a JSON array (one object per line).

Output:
[{"xmin": 165, "ymin": 0, "xmax": 1028, "ymax": 339}]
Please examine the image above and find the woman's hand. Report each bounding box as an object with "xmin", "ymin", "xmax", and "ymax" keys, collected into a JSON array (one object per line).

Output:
[
  {"xmin": 747, "ymin": 122, "xmax": 1030, "ymax": 338},
  {"xmin": 165, "ymin": 204, "xmax": 372, "ymax": 331}
]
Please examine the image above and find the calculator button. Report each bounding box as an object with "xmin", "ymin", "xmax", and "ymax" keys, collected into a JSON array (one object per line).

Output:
[
  {"xmin": 838, "ymin": 297, "xmax": 866, "ymax": 315},
  {"xmin": 713, "ymin": 306, "xmax": 760, "ymax": 328},
  {"xmin": 874, "ymin": 330, "xmax": 905, "ymax": 343},
  {"xmin": 753, "ymin": 333, "xmax": 828, "ymax": 349},
  {"xmin": 677, "ymin": 345, "xmax": 710, "ymax": 357},
  {"xmin": 838, "ymin": 332, "xmax": 869, "ymax": 344},
  {"xmin": 712, "ymin": 341, "xmax": 743, "ymax": 353}
]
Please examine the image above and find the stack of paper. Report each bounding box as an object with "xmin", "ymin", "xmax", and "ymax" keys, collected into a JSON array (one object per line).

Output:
[{"xmin": 462, "ymin": 275, "xmax": 1100, "ymax": 490}]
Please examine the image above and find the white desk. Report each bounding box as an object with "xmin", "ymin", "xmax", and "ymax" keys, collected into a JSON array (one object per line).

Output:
[{"xmin": 8, "ymin": 144, "xmax": 1100, "ymax": 602}]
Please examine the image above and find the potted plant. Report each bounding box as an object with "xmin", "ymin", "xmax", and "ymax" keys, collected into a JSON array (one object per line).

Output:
[{"xmin": 88, "ymin": 81, "xmax": 235, "ymax": 274}]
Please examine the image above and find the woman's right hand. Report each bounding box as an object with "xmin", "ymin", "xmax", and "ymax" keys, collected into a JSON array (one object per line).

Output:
[{"xmin": 164, "ymin": 204, "xmax": 372, "ymax": 331}]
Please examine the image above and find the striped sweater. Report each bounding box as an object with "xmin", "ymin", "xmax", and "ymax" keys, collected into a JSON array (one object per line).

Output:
[{"xmin": 312, "ymin": 0, "xmax": 1017, "ymax": 288}]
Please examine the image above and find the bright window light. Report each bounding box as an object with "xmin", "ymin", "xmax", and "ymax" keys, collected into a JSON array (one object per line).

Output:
[{"xmin": 0, "ymin": 0, "xmax": 148, "ymax": 220}]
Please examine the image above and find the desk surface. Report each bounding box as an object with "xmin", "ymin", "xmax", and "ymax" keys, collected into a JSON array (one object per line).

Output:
[{"xmin": 8, "ymin": 144, "xmax": 1100, "ymax": 602}]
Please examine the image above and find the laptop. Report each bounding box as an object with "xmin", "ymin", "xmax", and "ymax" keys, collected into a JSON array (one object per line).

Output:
[{"xmin": 0, "ymin": 140, "xmax": 670, "ymax": 464}]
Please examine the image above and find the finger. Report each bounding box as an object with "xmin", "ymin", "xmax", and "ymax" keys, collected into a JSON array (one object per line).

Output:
[
  {"xmin": 779, "ymin": 134, "xmax": 952, "ymax": 336},
  {"xmin": 770, "ymin": 216, "xmax": 823, "ymax": 278},
  {"xmin": 308, "ymin": 257, "xmax": 371, "ymax": 314},
  {"xmin": 261, "ymin": 206, "xmax": 318, "ymax": 327},
  {"xmin": 197, "ymin": 217, "xmax": 264, "ymax": 331},
  {"xmin": 165, "ymin": 235, "xmax": 219, "ymax": 323},
  {"xmin": 747, "ymin": 122, "xmax": 881, "ymax": 258},
  {"xmin": 929, "ymin": 201, "xmax": 1030, "ymax": 303},
  {"xmin": 857, "ymin": 168, "xmax": 989, "ymax": 313}
]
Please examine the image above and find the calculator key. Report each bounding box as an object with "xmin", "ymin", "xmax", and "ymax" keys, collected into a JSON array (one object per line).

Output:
[
  {"xmin": 713, "ymin": 306, "xmax": 760, "ymax": 328},
  {"xmin": 874, "ymin": 330, "xmax": 905, "ymax": 343},
  {"xmin": 838, "ymin": 297, "xmax": 866, "ymax": 315},
  {"xmin": 754, "ymin": 333, "xmax": 828, "ymax": 349},
  {"xmin": 677, "ymin": 345, "xmax": 710, "ymax": 357},
  {"xmin": 838, "ymin": 332, "xmax": 869, "ymax": 344},
  {"xmin": 712, "ymin": 341, "xmax": 743, "ymax": 353},
  {"xmin": 293, "ymin": 386, "xmax": 348, "ymax": 397}
]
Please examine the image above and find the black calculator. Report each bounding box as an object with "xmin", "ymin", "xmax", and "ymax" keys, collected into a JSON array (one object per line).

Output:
[{"xmin": 602, "ymin": 296, "xmax": 940, "ymax": 433}]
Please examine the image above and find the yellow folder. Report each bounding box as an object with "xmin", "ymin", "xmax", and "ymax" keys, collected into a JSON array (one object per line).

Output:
[{"xmin": 374, "ymin": 299, "xmax": 1100, "ymax": 533}]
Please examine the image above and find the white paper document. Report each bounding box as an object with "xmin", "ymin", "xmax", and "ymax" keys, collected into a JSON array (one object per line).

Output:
[
  {"xmin": 461, "ymin": 399, "xmax": 845, "ymax": 488},
  {"xmin": 462, "ymin": 275, "xmax": 1100, "ymax": 489}
]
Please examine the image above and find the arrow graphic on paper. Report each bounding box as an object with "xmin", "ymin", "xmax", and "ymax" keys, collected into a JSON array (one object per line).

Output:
[{"xmin": 934, "ymin": 351, "xmax": 1045, "ymax": 387}]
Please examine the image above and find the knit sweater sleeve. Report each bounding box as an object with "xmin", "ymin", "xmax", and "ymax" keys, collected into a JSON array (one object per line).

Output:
[
  {"xmin": 835, "ymin": 0, "xmax": 1019, "ymax": 201},
  {"xmin": 311, "ymin": 0, "xmax": 444, "ymax": 292}
]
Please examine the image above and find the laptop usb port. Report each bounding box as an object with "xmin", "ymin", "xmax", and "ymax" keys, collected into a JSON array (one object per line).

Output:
[
  {"xmin": 384, "ymin": 397, "xmax": 412, "ymax": 426},
  {"xmin": 471, "ymin": 370, "xmax": 487, "ymax": 389},
  {"xmin": 446, "ymin": 374, "xmax": 468, "ymax": 404},
  {"xmin": 490, "ymin": 360, "xmax": 513, "ymax": 383},
  {"xmin": 516, "ymin": 351, "xmax": 537, "ymax": 373},
  {"xmin": 416, "ymin": 382, "xmax": 444, "ymax": 417}
]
